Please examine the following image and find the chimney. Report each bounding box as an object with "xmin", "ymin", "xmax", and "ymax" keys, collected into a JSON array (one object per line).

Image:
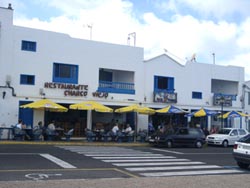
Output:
[{"xmin": 8, "ymin": 3, "xmax": 13, "ymax": 10}]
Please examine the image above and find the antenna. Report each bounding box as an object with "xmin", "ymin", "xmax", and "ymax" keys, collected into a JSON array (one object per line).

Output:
[
  {"xmin": 87, "ymin": 24, "xmax": 93, "ymax": 40},
  {"xmin": 127, "ymin": 32, "xmax": 136, "ymax": 46},
  {"xmin": 212, "ymin": 53, "xmax": 215, "ymax": 64}
]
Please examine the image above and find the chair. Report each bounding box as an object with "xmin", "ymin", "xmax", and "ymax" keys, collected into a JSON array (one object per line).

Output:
[
  {"xmin": 101, "ymin": 131, "xmax": 111, "ymax": 142},
  {"xmin": 126, "ymin": 131, "xmax": 135, "ymax": 142},
  {"xmin": 0, "ymin": 129, "xmax": 3, "ymax": 140},
  {"xmin": 64, "ymin": 129, "xmax": 74, "ymax": 141},
  {"xmin": 32, "ymin": 129, "xmax": 43, "ymax": 141},
  {"xmin": 137, "ymin": 129, "xmax": 147, "ymax": 142},
  {"xmin": 45, "ymin": 129, "xmax": 56, "ymax": 141},
  {"xmin": 86, "ymin": 130, "xmax": 96, "ymax": 142},
  {"xmin": 13, "ymin": 128, "xmax": 25, "ymax": 141},
  {"xmin": 117, "ymin": 131, "xmax": 125, "ymax": 143}
]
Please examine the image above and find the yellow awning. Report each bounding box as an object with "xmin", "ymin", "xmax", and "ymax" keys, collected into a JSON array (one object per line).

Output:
[
  {"xmin": 20, "ymin": 99, "xmax": 68, "ymax": 112},
  {"xmin": 115, "ymin": 104, "xmax": 155, "ymax": 115},
  {"xmin": 69, "ymin": 101, "xmax": 113, "ymax": 113},
  {"xmin": 221, "ymin": 111, "xmax": 249, "ymax": 119},
  {"xmin": 156, "ymin": 105, "xmax": 186, "ymax": 113}
]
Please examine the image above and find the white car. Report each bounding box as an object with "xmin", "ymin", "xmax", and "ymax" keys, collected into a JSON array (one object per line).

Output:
[
  {"xmin": 207, "ymin": 128, "xmax": 248, "ymax": 147},
  {"xmin": 233, "ymin": 134, "xmax": 250, "ymax": 169}
]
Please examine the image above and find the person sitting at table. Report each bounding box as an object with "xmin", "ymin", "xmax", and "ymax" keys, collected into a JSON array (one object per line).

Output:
[
  {"xmin": 111, "ymin": 123, "xmax": 119, "ymax": 141},
  {"xmin": 112, "ymin": 123, "xmax": 119, "ymax": 135},
  {"xmin": 15, "ymin": 119, "xmax": 23, "ymax": 129},
  {"xmin": 33, "ymin": 121, "xmax": 43, "ymax": 130},
  {"xmin": 48, "ymin": 120, "xmax": 56, "ymax": 131},
  {"xmin": 124, "ymin": 123, "xmax": 132, "ymax": 134}
]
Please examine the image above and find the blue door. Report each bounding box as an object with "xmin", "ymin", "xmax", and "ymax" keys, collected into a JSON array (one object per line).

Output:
[{"xmin": 19, "ymin": 101, "xmax": 33, "ymax": 127}]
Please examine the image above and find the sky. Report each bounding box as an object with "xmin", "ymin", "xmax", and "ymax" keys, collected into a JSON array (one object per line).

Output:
[{"xmin": 1, "ymin": 0, "xmax": 250, "ymax": 80}]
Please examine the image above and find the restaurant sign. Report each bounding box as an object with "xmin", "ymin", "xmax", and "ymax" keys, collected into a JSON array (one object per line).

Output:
[
  {"xmin": 154, "ymin": 91, "xmax": 177, "ymax": 103},
  {"xmin": 44, "ymin": 82, "xmax": 88, "ymax": 97}
]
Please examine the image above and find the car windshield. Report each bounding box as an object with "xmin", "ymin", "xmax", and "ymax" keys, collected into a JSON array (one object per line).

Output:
[
  {"xmin": 238, "ymin": 134, "xmax": 250, "ymax": 143},
  {"xmin": 218, "ymin": 129, "xmax": 231, "ymax": 135}
]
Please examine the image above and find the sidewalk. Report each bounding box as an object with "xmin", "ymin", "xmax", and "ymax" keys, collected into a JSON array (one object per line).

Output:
[
  {"xmin": 1, "ymin": 174, "xmax": 250, "ymax": 188},
  {"xmin": 0, "ymin": 138, "xmax": 150, "ymax": 147}
]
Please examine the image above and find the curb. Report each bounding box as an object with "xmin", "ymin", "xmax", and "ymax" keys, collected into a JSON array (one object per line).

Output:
[{"xmin": 0, "ymin": 140, "xmax": 150, "ymax": 147}]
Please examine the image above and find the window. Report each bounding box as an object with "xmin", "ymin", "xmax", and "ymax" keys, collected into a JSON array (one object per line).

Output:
[
  {"xmin": 239, "ymin": 129, "xmax": 247, "ymax": 135},
  {"xmin": 99, "ymin": 69, "xmax": 112, "ymax": 81},
  {"xmin": 192, "ymin": 91, "xmax": 202, "ymax": 99},
  {"xmin": 154, "ymin": 76, "xmax": 174, "ymax": 92},
  {"xmin": 231, "ymin": 129, "xmax": 238, "ymax": 136},
  {"xmin": 248, "ymin": 92, "xmax": 250, "ymax": 105},
  {"xmin": 20, "ymin": 74, "xmax": 35, "ymax": 85},
  {"xmin": 53, "ymin": 63, "xmax": 78, "ymax": 84},
  {"xmin": 21, "ymin": 40, "xmax": 37, "ymax": 52},
  {"xmin": 178, "ymin": 128, "xmax": 188, "ymax": 135}
]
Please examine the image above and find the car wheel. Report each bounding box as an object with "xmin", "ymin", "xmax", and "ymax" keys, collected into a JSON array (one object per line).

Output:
[
  {"xmin": 166, "ymin": 140, "xmax": 173, "ymax": 148},
  {"xmin": 195, "ymin": 140, "xmax": 203, "ymax": 148},
  {"xmin": 237, "ymin": 162, "xmax": 249, "ymax": 169},
  {"xmin": 222, "ymin": 140, "xmax": 228, "ymax": 147}
]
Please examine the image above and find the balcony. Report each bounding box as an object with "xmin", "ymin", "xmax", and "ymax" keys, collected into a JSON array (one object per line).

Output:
[{"xmin": 98, "ymin": 81, "xmax": 135, "ymax": 94}]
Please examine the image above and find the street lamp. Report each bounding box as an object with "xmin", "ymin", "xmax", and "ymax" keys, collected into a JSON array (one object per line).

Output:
[{"xmin": 219, "ymin": 95, "xmax": 225, "ymax": 129}]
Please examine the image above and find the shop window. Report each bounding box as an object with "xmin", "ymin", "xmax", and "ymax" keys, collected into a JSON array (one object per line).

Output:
[
  {"xmin": 21, "ymin": 40, "xmax": 37, "ymax": 52},
  {"xmin": 53, "ymin": 63, "xmax": 78, "ymax": 84},
  {"xmin": 20, "ymin": 74, "xmax": 35, "ymax": 85},
  {"xmin": 192, "ymin": 91, "xmax": 202, "ymax": 99}
]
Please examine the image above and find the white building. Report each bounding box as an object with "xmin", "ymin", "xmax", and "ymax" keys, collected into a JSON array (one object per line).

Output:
[
  {"xmin": 144, "ymin": 54, "xmax": 246, "ymax": 130},
  {"xmin": 0, "ymin": 5, "xmax": 248, "ymax": 138}
]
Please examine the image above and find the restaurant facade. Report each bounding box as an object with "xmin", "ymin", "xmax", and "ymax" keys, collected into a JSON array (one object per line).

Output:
[{"xmin": 0, "ymin": 4, "xmax": 249, "ymax": 138}]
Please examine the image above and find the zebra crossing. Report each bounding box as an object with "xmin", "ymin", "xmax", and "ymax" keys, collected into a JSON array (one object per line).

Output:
[{"xmin": 58, "ymin": 146, "xmax": 243, "ymax": 177}]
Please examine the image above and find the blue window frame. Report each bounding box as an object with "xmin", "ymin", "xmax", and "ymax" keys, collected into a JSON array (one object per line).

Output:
[
  {"xmin": 99, "ymin": 69, "xmax": 113, "ymax": 82},
  {"xmin": 20, "ymin": 74, "xmax": 35, "ymax": 85},
  {"xmin": 154, "ymin": 76, "xmax": 174, "ymax": 93},
  {"xmin": 192, "ymin": 91, "xmax": 202, "ymax": 99},
  {"xmin": 21, "ymin": 40, "xmax": 37, "ymax": 52},
  {"xmin": 53, "ymin": 63, "xmax": 78, "ymax": 84}
]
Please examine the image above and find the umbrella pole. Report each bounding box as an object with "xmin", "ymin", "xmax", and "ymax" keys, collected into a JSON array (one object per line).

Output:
[{"xmin": 134, "ymin": 112, "xmax": 137, "ymax": 142}]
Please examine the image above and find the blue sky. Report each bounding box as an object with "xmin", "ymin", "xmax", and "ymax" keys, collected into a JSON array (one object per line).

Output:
[{"xmin": 1, "ymin": 0, "xmax": 250, "ymax": 80}]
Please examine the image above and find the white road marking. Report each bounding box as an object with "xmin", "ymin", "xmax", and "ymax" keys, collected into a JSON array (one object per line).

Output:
[
  {"xmin": 151, "ymin": 148, "xmax": 184, "ymax": 154},
  {"xmin": 40, "ymin": 154, "xmax": 76, "ymax": 169},
  {"xmin": 102, "ymin": 159, "xmax": 189, "ymax": 162},
  {"xmin": 140, "ymin": 169, "xmax": 243, "ymax": 177},
  {"xmin": 83, "ymin": 153, "xmax": 164, "ymax": 157},
  {"xmin": 93, "ymin": 156, "xmax": 174, "ymax": 159},
  {"xmin": 126, "ymin": 165, "xmax": 222, "ymax": 171},
  {"xmin": 113, "ymin": 161, "xmax": 204, "ymax": 167}
]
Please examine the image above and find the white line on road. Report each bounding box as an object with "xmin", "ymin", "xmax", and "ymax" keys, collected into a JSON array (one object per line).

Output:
[
  {"xmin": 102, "ymin": 159, "xmax": 189, "ymax": 162},
  {"xmin": 126, "ymin": 165, "xmax": 222, "ymax": 171},
  {"xmin": 140, "ymin": 169, "xmax": 243, "ymax": 177},
  {"xmin": 93, "ymin": 156, "xmax": 174, "ymax": 159},
  {"xmin": 151, "ymin": 148, "xmax": 184, "ymax": 154},
  {"xmin": 113, "ymin": 161, "xmax": 204, "ymax": 167},
  {"xmin": 83, "ymin": 153, "xmax": 164, "ymax": 156},
  {"xmin": 40, "ymin": 154, "xmax": 76, "ymax": 169}
]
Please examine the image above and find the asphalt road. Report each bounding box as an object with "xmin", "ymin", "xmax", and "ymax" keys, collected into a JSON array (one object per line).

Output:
[{"xmin": 0, "ymin": 143, "xmax": 249, "ymax": 187}]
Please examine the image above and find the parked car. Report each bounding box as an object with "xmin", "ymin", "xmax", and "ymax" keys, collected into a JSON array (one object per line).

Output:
[
  {"xmin": 207, "ymin": 128, "xmax": 248, "ymax": 147},
  {"xmin": 233, "ymin": 134, "xmax": 250, "ymax": 169},
  {"xmin": 148, "ymin": 127, "xmax": 206, "ymax": 148}
]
